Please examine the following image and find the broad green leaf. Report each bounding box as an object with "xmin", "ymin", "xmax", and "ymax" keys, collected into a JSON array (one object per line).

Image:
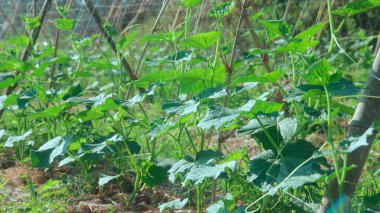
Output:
[
  {"xmin": 260, "ymin": 20, "xmax": 291, "ymax": 40},
  {"xmin": 208, "ymin": 2, "xmax": 236, "ymax": 18},
  {"xmin": 198, "ymin": 106, "xmax": 240, "ymax": 130},
  {"xmin": 278, "ymin": 117, "xmax": 298, "ymax": 141},
  {"xmin": 251, "ymin": 39, "xmax": 319, "ymax": 54},
  {"xmin": 142, "ymin": 165, "xmax": 168, "ymax": 187},
  {"xmin": 146, "ymin": 51, "xmax": 193, "ymax": 67},
  {"xmin": 77, "ymin": 109, "xmax": 105, "ymax": 122},
  {"xmin": 159, "ymin": 198, "xmax": 188, "ymax": 212},
  {"xmin": 0, "ymin": 75, "xmax": 22, "ymax": 90},
  {"xmin": 248, "ymin": 140, "xmax": 328, "ymax": 194},
  {"xmin": 146, "ymin": 120, "xmax": 177, "ymax": 138},
  {"xmin": 233, "ymin": 70, "xmax": 285, "ymax": 85},
  {"xmin": 286, "ymin": 78, "xmax": 361, "ymax": 102},
  {"xmin": 7, "ymin": 35, "xmax": 30, "ymax": 47},
  {"xmin": 239, "ymin": 100, "xmax": 283, "ymax": 115},
  {"xmin": 23, "ymin": 15, "xmax": 41, "ymax": 30},
  {"xmin": 333, "ymin": 0, "xmax": 380, "ymax": 16},
  {"xmin": 169, "ymin": 151, "xmax": 235, "ymax": 186},
  {"xmin": 197, "ymin": 87, "xmax": 227, "ymax": 99},
  {"xmin": 121, "ymin": 94, "xmax": 146, "ymax": 107},
  {"xmin": 162, "ymin": 100, "xmax": 199, "ymax": 116},
  {"xmin": 195, "ymin": 150, "xmax": 224, "ymax": 164},
  {"xmin": 132, "ymin": 70, "xmax": 178, "ymax": 87},
  {"xmin": 86, "ymin": 59, "xmax": 115, "ymax": 69},
  {"xmin": 54, "ymin": 19, "xmax": 76, "ymax": 31},
  {"xmin": 0, "ymin": 60, "xmax": 33, "ymax": 72},
  {"xmin": 206, "ymin": 193, "xmax": 235, "ymax": 213},
  {"xmin": 294, "ymin": 22, "xmax": 327, "ymax": 40},
  {"xmin": 31, "ymin": 135, "xmax": 76, "ymax": 168},
  {"xmin": 98, "ymin": 174, "xmax": 120, "ymax": 186},
  {"xmin": 340, "ymin": 126, "xmax": 374, "ymax": 153},
  {"xmin": 179, "ymin": 0, "xmax": 201, "ymax": 8},
  {"xmin": 302, "ymin": 59, "xmax": 341, "ymax": 85},
  {"xmin": 61, "ymin": 84, "xmax": 82, "ymax": 100},
  {"xmin": 4, "ymin": 129, "xmax": 33, "ymax": 148},
  {"xmin": 180, "ymin": 31, "xmax": 221, "ymax": 49},
  {"xmin": 238, "ymin": 115, "xmax": 283, "ymax": 151},
  {"xmin": 176, "ymin": 66, "xmax": 225, "ymax": 94},
  {"xmin": 183, "ymin": 161, "xmax": 236, "ymax": 185},
  {"xmin": 28, "ymin": 104, "xmax": 68, "ymax": 120},
  {"xmin": 118, "ymin": 31, "xmax": 138, "ymax": 49},
  {"xmin": 142, "ymin": 31, "xmax": 183, "ymax": 42}
]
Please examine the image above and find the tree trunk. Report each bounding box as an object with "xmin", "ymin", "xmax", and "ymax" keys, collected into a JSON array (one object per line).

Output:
[{"xmin": 318, "ymin": 49, "xmax": 380, "ymax": 212}]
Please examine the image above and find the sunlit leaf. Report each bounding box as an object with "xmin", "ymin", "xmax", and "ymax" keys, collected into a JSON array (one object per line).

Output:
[{"xmin": 180, "ymin": 31, "xmax": 221, "ymax": 49}]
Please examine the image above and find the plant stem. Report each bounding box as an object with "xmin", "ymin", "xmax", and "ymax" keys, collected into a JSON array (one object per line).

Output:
[
  {"xmin": 196, "ymin": 184, "xmax": 203, "ymax": 213},
  {"xmin": 326, "ymin": 0, "xmax": 335, "ymax": 53},
  {"xmin": 254, "ymin": 114, "xmax": 280, "ymax": 153},
  {"xmin": 323, "ymin": 85, "xmax": 341, "ymax": 189},
  {"xmin": 290, "ymin": 53, "xmax": 297, "ymax": 88}
]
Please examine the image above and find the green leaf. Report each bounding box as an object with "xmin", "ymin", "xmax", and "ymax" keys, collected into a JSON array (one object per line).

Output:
[
  {"xmin": 340, "ymin": 126, "xmax": 374, "ymax": 153},
  {"xmin": 302, "ymin": 59, "xmax": 341, "ymax": 85},
  {"xmin": 333, "ymin": 0, "xmax": 380, "ymax": 16},
  {"xmin": 118, "ymin": 31, "xmax": 138, "ymax": 49},
  {"xmin": 233, "ymin": 70, "xmax": 285, "ymax": 85},
  {"xmin": 248, "ymin": 140, "xmax": 328, "ymax": 194},
  {"xmin": 77, "ymin": 109, "xmax": 105, "ymax": 122},
  {"xmin": 31, "ymin": 135, "xmax": 77, "ymax": 168},
  {"xmin": 238, "ymin": 115, "xmax": 283, "ymax": 151},
  {"xmin": 198, "ymin": 106, "xmax": 240, "ymax": 130},
  {"xmin": 54, "ymin": 19, "xmax": 76, "ymax": 31},
  {"xmin": 86, "ymin": 59, "xmax": 115, "ymax": 70},
  {"xmin": 278, "ymin": 117, "xmax": 298, "ymax": 141},
  {"xmin": 197, "ymin": 87, "xmax": 227, "ymax": 99},
  {"xmin": 132, "ymin": 70, "xmax": 178, "ymax": 87},
  {"xmin": 240, "ymin": 100, "xmax": 283, "ymax": 115},
  {"xmin": 121, "ymin": 94, "xmax": 146, "ymax": 107},
  {"xmin": 286, "ymin": 78, "xmax": 361, "ymax": 102},
  {"xmin": 142, "ymin": 31, "xmax": 183, "ymax": 42},
  {"xmin": 169, "ymin": 153, "xmax": 236, "ymax": 186},
  {"xmin": 7, "ymin": 35, "xmax": 30, "ymax": 47},
  {"xmin": 146, "ymin": 120, "xmax": 177, "ymax": 138},
  {"xmin": 159, "ymin": 198, "xmax": 188, "ymax": 212},
  {"xmin": 180, "ymin": 31, "xmax": 221, "ymax": 49},
  {"xmin": 4, "ymin": 129, "xmax": 33, "ymax": 148},
  {"xmin": 98, "ymin": 174, "xmax": 120, "ymax": 186},
  {"xmin": 208, "ymin": 2, "xmax": 236, "ymax": 18},
  {"xmin": 0, "ymin": 75, "xmax": 22, "ymax": 90},
  {"xmin": 142, "ymin": 165, "xmax": 168, "ymax": 187},
  {"xmin": 294, "ymin": 22, "xmax": 327, "ymax": 40},
  {"xmin": 23, "ymin": 15, "xmax": 41, "ymax": 30},
  {"xmin": 162, "ymin": 100, "xmax": 199, "ymax": 116},
  {"xmin": 260, "ymin": 20, "xmax": 291, "ymax": 40},
  {"xmin": 179, "ymin": 0, "xmax": 201, "ymax": 8},
  {"xmin": 28, "ymin": 104, "xmax": 68, "ymax": 120},
  {"xmin": 146, "ymin": 51, "xmax": 193, "ymax": 67},
  {"xmin": 206, "ymin": 193, "xmax": 235, "ymax": 213}
]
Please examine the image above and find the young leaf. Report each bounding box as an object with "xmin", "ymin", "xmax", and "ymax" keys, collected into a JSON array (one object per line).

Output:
[
  {"xmin": 180, "ymin": 31, "xmax": 221, "ymax": 49},
  {"xmin": 333, "ymin": 0, "xmax": 380, "ymax": 16},
  {"xmin": 54, "ymin": 19, "xmax": 76, "ymax": 31},
  {"xmin": 302, "ymin": 59, "xmax": 341, "ymax": 85},
  {"xmin": 142, "ymin": 31, "xmax": 183, "ymax": 42},
  {"xmin": 260, "ymin": 20, "xmax": 291, "ymax": 40},
  {"xmin": 7, "ymin": 35, "xmax": 30, "ymax": 47},
  {"xmin": 179, "ymin": 0, "xmax": 201, "ymax": 8},
  {"xmin": 208, "ymin": 2, "xmax": 236, "ymax": 18}
]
